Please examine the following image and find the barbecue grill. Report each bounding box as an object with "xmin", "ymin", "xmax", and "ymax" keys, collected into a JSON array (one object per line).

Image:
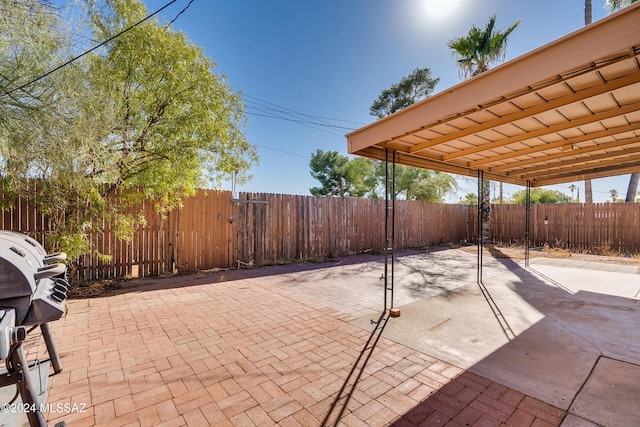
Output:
[{"xmin": 0, "ymin": 231, "xmax": 68, "ymax": 427}]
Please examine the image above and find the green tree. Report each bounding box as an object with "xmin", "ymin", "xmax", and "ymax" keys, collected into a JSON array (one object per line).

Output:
[
  {"xmin": 344, "ymin": 157, "xmax": 378, "ymax": 198},
  {"xmin": 609, "ymin": 189, "xmax": 619, "ymax": 202},
  {"xmin": 568, "ymin": 184, "xmax": 577, "ymax": 202},
  {"xmin": 372, "ymin": 163, "xmax": 457, "ymax": 202},
  {"xmin": 606, "ymin": 0, "xmax": 639, "ymax": 11},
  {"xmin": 458, "ymin": 193, "xmax": 478, "ymax": 205},
  {"xmin": 509, "ymin": 188, "xmax": 572, "ymax": 204},
  {"xmin": 447, "ymin": 15, "xmax": 521, "ymax": 79},
  {"xmin": 0, "ymin": 0, "xmax": 66, "ymax": 152},
  {"xmin": 368, "ymin": 66, "xmax": 456, "ymax": 201},
  {"xmin": 448, "ymin": 14, "xmax": 520, "ymax": 241},
  {"xmin": 309, "ymin": 150, "xmax": 376, "ymax": 197},
  {"xmin": 0, "ymin": 0, "xmax": 91, "ymax": 257},
  {"xmin": 85, "ymin": 0, "xmax": 256, "ymax": 195},
  {"xmin": 369, "ymin": 67, "xmax": 440, "ymax": 119},
  {"xmin": 0, "ymin": 0, "xmax": 257, "ymax": 259}
]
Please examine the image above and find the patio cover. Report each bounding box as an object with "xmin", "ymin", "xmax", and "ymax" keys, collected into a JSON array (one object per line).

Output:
[{"xmin": 347, "ymin": 4, "xmax": 640, "ymax": 187}]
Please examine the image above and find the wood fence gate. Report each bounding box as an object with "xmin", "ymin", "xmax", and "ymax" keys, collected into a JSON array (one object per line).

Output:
[{"xmin": 172, "ymin": 189, "xmax": 235, "ymax": 272}]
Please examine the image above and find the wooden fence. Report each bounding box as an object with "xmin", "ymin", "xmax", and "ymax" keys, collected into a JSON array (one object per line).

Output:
[
  {"xmin": 232, "ymin": 193, "xmax": 473, "ymax": 265},
  {"xmin": 491, "ymin": 203, "xmax": 640, "ymax": 254},
  {"xmin": 1, "ymin": 188, "xmax": 638, "ymax": 280}
]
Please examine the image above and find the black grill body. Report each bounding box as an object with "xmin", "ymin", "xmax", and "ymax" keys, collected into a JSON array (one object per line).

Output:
[{"xmin": 0, "ymin": 231, "xmax": 68, "ymax": 427}]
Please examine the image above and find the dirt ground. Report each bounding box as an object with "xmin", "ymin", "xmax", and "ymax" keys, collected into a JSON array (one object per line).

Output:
[{"xmin": 456, "ymin": 243, "xmax": 640, "ymax": 266}]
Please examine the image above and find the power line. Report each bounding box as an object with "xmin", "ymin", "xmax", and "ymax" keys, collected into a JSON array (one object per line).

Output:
[
  {"xmin": 245, "ymin": 103, "xmax": 356, "ymax": 130},
  {"xmin": 166, "ymin": 0, "xmax": 196, "ymax": 27},
  {"xmin": 256, "ymin": 144, "xmax": 310, "ymax": 160},
  {"xmin": 247, "ymin": 109, "xmax": 355, "ymax": 130},
  {"xmin": 164, "ymin": 12, "xmax": 363, "ymax": 122},
  {"xmin": 246, "ymin": 111, "xmax": 345, "ymax": 137},
  {"xmin": 242, "ymin": 94, "xmax": 366, "ymax": 136},
  {"xmin": 2, "ymin": 0, "xmax": 185, "ymax": 98},
  {"xmin": 245, "ymin": 102, "xmax": 348, "ymax": 136},
  {"xmin": 244, "ymin": 94, "xmax": 366, "ymax": 126},
  {"xmin": 246, "ymin": 110, "xmax": 345, "ymax": 137}
]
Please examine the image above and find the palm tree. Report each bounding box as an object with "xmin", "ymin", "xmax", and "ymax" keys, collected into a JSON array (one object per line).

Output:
[
  {"xmin": 448, "ymin": 15, "xmax": 520, "ymax": 242},
  {"xmin": 603, "ymin": 0, "xmax": 640, "ymax": 201},
  {"xmin": 626, "ymin": 173, "xmax": 640, "ymax": 202},
  {"xmin": 447, "ymin": 15, "xmax": 521, "ymax": 79},
  {"xmin": 609, "ymin": 189, "xmax": 618, "ymax": 203},
  {"xmin": 569, "ymin": 184, "xmax": 577, "ymax": 201},
  {"xmin": 606, "ymin": 0, "xmax": 639, "ymax": 11}
]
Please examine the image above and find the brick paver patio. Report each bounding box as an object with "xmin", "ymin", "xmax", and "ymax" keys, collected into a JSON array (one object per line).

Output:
[{"xmin": 42, "ymin": 259, "xmax": 566, "ymax": 426}]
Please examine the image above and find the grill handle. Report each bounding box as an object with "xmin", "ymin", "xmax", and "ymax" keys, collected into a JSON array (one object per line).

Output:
[
  {"xmin": 43, "ymin": 252, "xmax": 67, "ymax": 265},
  {"xmin": 34, "ymin": 263, "xmax": 66, "ymax": 280}
]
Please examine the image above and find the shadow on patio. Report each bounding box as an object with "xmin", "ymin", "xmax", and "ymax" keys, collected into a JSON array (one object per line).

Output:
[{"xmin": 347, "ymin": 247, "xmax": 640, "ymax": 426}]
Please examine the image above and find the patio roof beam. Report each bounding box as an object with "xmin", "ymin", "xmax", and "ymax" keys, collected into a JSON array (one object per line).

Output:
[
  {"xmin": 408, "ymin": 71, "xmax": 640, "ymax": 155},
  {"xmin": 355, "ymin": 146, "xmax": 528, "ymax": 185},
  {"xmin": 381, "ymin": 50, "xmax": 639, "ymax": 152}
]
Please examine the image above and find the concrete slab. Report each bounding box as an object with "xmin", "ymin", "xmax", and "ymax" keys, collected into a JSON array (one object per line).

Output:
[
  {"xmin": 526, "ymin": 262, "xmax": 640, "ymax": 298},
  {"xmin": 529, "ymin": 257, "xmax": 639, "ymax": 275},
  {"xmin": 348, "ymin": 253, "xmax": 640, "ymax": 412},
  {"xmin": 560, "ymin": 414, "xmax": 601, "ymax": 427},
  {"xmin": 263, "ymin": 248, "xmax": 510, "ymax": 317},
  {"xmin": 567, "ymin": 357, "xmax": 640, "ymax": 427}
]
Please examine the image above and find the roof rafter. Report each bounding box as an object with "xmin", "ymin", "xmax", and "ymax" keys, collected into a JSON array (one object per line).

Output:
[
  {"xmin": 515, "ymin": 149, "xmax": 640, "ymax": 180},
  {"xmin": 442, "ymin": 102, "xmax": 640, "ymax": 161},
  {"xmin": 409, "ymin": 71, "xmax": 640, "ymax": 154},
  {"xmin": 468, "ymin": 121, "xmax": 640, "ymax": 167}
]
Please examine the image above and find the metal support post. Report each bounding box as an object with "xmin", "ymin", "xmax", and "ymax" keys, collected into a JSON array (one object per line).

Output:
[
  {"xmin": 525, "ymin": 180, "xmax": 532, "ymax": 267},
  {"xmin": 477, "ymin": 170, "xmax": 484, "ymax": 285},
  {"xmin": 384, "ymin": 149, "xmax": 389, "ymax": 313},
  {"xmin": 390, "ymin": 151, "xmax": 398, "ymax": 317},
  {"xmin": 383, "ymin": 149, "xmax": 400, "ymax": 317}
]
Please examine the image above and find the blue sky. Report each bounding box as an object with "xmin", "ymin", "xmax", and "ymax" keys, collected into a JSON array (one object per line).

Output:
[{"xmin": 141, "ymin": 0, "xmax": 630, "ymax": 202}]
